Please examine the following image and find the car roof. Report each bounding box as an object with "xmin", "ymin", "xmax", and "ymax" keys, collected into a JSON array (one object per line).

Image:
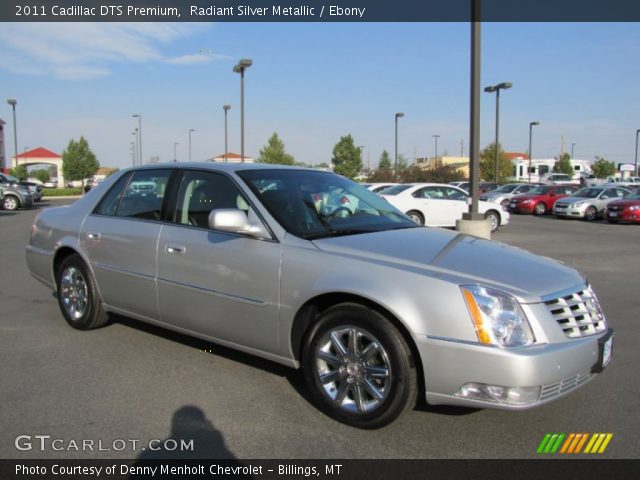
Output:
[{"xmin": 123, "ymin": 162, "xmax": 322, "ymax": 174}]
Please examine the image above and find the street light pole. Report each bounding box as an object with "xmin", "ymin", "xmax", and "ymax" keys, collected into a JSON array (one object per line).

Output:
[
  {"xmin": 132, "ymin": 129, "xmax": 138, "ymax": 166},
  {"xmin": 484, "ymin": 82, "xmax": 512, "ymax": 182},
  {"xmin": 528, "ymin": 121, "xmax": 539, "ymax": 183},
  {"xmin": 188, "ymin": 129, "xmax": 195, "ymax": 162},
  {"xmin": 571, "ymin": 142, "xmax": 575, "ymax": 159},
  {"xmin": 433, "ymin": 135, "xmax": 440, "ymax": 168},
  {"xmin": 173, "ymin": 142, "xmax": 179, "ymax": 162},
  {"xmin": 223, "ymin": 105, "xmax": 231, "ymax": 162},
  {"xmin": 395, "ymin": 112, "xmax": 404, "ymax": 180},
  {"xmin": 233, "ymin": 59, "xmax": 253, "ymax": 163},
  {"xmin": 130, "ymin": 142, "xmax": 136, "ymax": 166},
  {"xmin": 7, "ymin": 99, "xmax": 18, "ymax": 170},
  {"xmin": 132, "ymin": 114, "xmax": 142, "ymax": 165},
  {"xmin": 635, "ymin": 129, "xmax": 640, "ymax": 177}
]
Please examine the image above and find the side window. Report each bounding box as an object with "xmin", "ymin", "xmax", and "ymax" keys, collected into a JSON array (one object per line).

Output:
[
  {"xmin": 175, "ymin": 171, "xmax": 250, "ymax": 228},
  {"xmin": 115, "ymin": 170, "xmax": 171, "ymax": 220},
  {"xmin": 94, "ymin": 172, "xmax": 132, "ymax": 216},
  {"xmin": 412, "ymin": 188, "xmax": 425, "ymax": 198},
  {"xmin": 444, "ymin": 187, "xmax": 466, "ymax": 200},
  {"xmin": 602, "ymin": 189, "xmax": 615, "ymax": 198},
  {"xmin": 617, "ymin": 189, "xmax": 628, "ymax": 197}
]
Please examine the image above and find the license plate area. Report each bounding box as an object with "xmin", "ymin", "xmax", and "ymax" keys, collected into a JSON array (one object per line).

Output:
[{"xmin": 592, "ymin": 329, "xmax": 614, "ymax": 373}]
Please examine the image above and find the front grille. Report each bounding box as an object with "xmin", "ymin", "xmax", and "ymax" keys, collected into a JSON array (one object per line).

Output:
[
  {"xmin": 607, "ymin": 205, "xmax": 623, "ymax": 212},
  {"xmin": 540, "ymin": 369, "xmax": 592, "ymax": 401},
  {"xmin": 544, "ymin": 286, "xmax": 607, "ymax": 338}
]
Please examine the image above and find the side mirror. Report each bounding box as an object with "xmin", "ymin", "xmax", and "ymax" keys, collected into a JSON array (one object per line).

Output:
[{"xmin": 208, "ymin": 209, "xmax": 271, "ymax": 240}]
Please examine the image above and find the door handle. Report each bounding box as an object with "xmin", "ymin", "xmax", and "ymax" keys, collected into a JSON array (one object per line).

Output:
[
  {"xmin": 166, "ymin": 245, "xmax": 186, "ymax": 255},
  {"xmin": 87, "ymin": 232, "xmax": 101, "ymax": 240}
]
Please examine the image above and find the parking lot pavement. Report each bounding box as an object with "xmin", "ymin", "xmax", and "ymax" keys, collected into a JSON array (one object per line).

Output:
[{"xmin": 1, "ymin": 200, "xmax": 638, "ymax": 459}]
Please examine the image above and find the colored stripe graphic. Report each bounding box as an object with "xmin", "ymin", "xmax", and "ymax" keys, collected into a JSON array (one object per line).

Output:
[{"xmin": 538, "ymin": 433, "xmax": 613, "ymax": 454}]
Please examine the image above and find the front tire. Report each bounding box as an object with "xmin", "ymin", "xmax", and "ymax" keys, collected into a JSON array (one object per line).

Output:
[
  {"xmin": 485, "ymin": 210, "xmax": 500, "ymax": 232},
  {"xmin": 302, "ymin": 304, "xmax": 417, "ymax": 429},
  {"xmin": 533, "ymin": 202, "xmax": 546, "ymax": 216},
  {"xmin": 584, "ymin": 206, "xmax": 597, "ymax": 221},
  {"xmin": 56, "ymin": 254, "xmax": 109, "ymax": 330},
  {"xmin": 3, "ymin": 195, "xmax": 20, "ymax": 211}
]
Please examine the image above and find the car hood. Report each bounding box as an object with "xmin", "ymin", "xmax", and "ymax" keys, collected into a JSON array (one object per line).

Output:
[
  {"xmin": 555, "ymin": 196, "xmax": 593, "ymax": 205},
  {"xmin": 608, "ymin": 199, "xmax": 640, "ymax": 207},
  {"xmin": 511, "ymin": 193, "xmax": 541, "ymax": 201},
  {"xmin": 312, "ymin": 227, "xmax": 583, "ymax": 302}
]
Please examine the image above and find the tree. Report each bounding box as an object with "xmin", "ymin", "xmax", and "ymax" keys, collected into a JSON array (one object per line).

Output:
[
  {"xmin": 399, "ymin": 165, "xmax": 460, "ymax": 184},
  {"xmin": 32, "ymin": 169, "xmax": 51, "ymax": 183},
  {"xmin": 62, "ymin": 137, "xmax": 99, "ymax": 187},
  {"xmin": 553, "ymin": 152, "xmax": 574, "ymax": 176},
  {"xmin": 331, "ymin": 134, "xmax": 362, "ymax": 179},
  {"xmin": 480, "ymin": 142, "xmax": 512, "ymax": 182},
  {"xmin": 256, "ymin": 132, "xmax": 295, "ymax": 165},
  {"xmin": 378, "ymin": 150, "xmax": 392, "ymax": 170},
  {"xmin": 591, "ymin": 157, "xmax": 616, "ymax": 178},
  {"xmin": 9, "ymin": 165, "xmax": 27, "ymax": 180}
]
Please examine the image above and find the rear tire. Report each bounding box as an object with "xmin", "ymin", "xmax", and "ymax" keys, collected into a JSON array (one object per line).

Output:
[
  {"xmin": 406, "ymin": 210, "xmax": 424, "ymax": 226},
  {"xmin": 302, "ymin": 303, "xmax": 417, "ymax": 429},
  {"xmin": 56, "ymin": 254, "xmax": 109, "ymax": 330}
]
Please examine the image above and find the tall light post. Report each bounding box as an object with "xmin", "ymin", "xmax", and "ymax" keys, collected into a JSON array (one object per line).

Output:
[
  {"xmin": 7, "ymin": 99, "xmax": 18, "ymax": 170},
  {"xmin": 132, "ymin": 114, "xmax": 142, "ymax": 165},
  {"xmin": 129, "ymin": 142, "xmax": 136, "ymax": 166},
  {"xmin": 173, "ymin": 142, "xmax": 179, "ymax": 162},
  {"xmin": 635, "ymin": 129, "xmax": 640, "ymax": 177},
  {"xmin": 484, "ymin": 82, "xmax": 512, "ymax": 182},
  {"xmin": 394, "ymin": 112, "xmax": 404, "ymax": 179},
  {"xmin": 223, "ymin": 104, "xmax": 231, "ymax": 162},
  {"xmin": 188, "ymin": 129, "xmax": 195, "ymax": 162},
  {"xmin": 131, "ymin": 129, "xmax": 138, "ymax": 166},
  {"xmin": 571, "ymin": 142, "xmax": 576, "ymax": 159},
  {"xmin": 233, "ymin": 59, "xmax": 252, "ymax": 163},
  {"xmin": 433, "ymin": 134, "xmax": 440, "ymax": 168},
  {"xmin": 528, "ymin": 121, "xmax": 539, "ymax": 183}
]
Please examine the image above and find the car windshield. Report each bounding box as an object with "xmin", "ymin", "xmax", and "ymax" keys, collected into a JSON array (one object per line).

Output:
[
  {"xmin": 493, "ymin": 184, "xmax": 518, "ymax": 193},
  {"xmin": 4, "ymin": 174, "xmax": 20, "ymax": 183},
  {"xmin": 378, "ymin": 184, "xmax": 412, "ymax": 195},
  {"xmin": 528, "ymin": 186, "xmax": 552, "ymax": 195},
  {"xmin": 572, "ymin": 188, "xmax": 602, "ymax": 198},
  {"xmin": 238, "ymin": 169, "xmax": 417, "ymax": 240},
  {"xmin": 625, "ymin": 192, "xmax": 640, "ymax": 200}
]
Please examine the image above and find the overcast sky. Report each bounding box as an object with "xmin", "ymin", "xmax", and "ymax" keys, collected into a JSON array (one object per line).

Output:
[{"xmin": 1, "ymin": 22, "xmax": 639, "ymax": 169}]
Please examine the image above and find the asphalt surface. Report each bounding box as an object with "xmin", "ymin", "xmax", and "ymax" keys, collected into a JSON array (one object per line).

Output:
[{"xmin": 1, "ymin": 200, "xmax": 638, "ymax": 459}]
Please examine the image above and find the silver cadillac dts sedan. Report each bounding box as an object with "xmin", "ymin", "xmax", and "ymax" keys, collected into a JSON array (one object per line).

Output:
[{"xmin": 26, "ymin": 163, "xmax": 613, "ymax": 428}]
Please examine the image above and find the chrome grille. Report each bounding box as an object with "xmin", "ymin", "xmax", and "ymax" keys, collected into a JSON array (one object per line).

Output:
[
  {"xmin": 540, "ymin": 369, "xmax": 592, "ymax": 401},
  {"xmin": 544, "ymin": 286, "xmax": 607, "ymax": 338}
]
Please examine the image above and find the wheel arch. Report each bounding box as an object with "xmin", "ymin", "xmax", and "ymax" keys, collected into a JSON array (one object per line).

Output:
[{"xmin": 290, "ymin": 292, "xmax": 425, "ymax": 396}]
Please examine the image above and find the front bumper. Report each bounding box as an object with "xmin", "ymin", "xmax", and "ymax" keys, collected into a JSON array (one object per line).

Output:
[
  {"xmin": 417, "ymin": 328, "xmax": 613, "ymax": 409},
  {"xmin": 554, "ymin": 204, "xmax": 585, "ymax": 218},
  {"xmin": 606, "ymin": 209, "xmax": 640, "ymax": 223},
  {"xmin": 509, "ymin": 202, "xmax": 535, "ymax": 214}
]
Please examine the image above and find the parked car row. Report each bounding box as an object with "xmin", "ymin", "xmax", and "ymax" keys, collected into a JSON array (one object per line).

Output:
[{"xmin": 0, "ymin": 173, "xmax": 41, "ymax": 210}]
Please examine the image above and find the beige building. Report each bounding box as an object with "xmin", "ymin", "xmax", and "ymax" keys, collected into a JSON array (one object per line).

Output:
[
  {"xmin": 208, "ymin": 152, "xmax": 254, "ymax": 163},
  {"xmin": 415, "ymin": 156, "xmax": 470, "ymax": 178}
]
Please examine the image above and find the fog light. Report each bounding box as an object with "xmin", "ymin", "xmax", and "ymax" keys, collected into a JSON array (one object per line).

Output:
[{"xmin": 455, "ymin": 383, "xmax": 541, "ymax": 406}]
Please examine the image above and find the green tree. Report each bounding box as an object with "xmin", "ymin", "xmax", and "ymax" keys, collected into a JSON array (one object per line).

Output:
[
  {"xmin": 332, "ymin": 134, "xmax": 362, "ymax": 179},
  {"xmin": 256, "ymin": 132, "xmax": 295, "ymax": 165},
  {"xmin": 480, "ymin": 142, "xmax": 512, "ymax": 182},
  {"xmin": 400, "ymin": 164, "xmax": 460, "ymax": 184},
  {"xmin": 553, "ymin": 152, "xmax": 574, "ymax": 176},
  {"xmin": 9, "ymin": 165, "xmax": 27, "ymax": 180},
  {"xmin": 378, "ymin": 150, "xmax": 392, "ymax": 170},
  {"xmin": 591, "ymin": 157, "xmax": 616, "ymax": 178},
  {"xmin": 33, "ymin": 169, "xmax": 51, "ymax": 183},
  {"xmin": 62, "ymin": 137, "xmax": 99, "ymax": 187}
]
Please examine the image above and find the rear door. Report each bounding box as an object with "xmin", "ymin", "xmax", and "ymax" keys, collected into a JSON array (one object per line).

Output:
[{"xmin": 80, "ymin": 169, "xmax": 173, "ymax": 320}]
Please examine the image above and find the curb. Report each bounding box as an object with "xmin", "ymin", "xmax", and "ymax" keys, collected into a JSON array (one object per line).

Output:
[{"xmin": 42, "ymin": 196, "xmax": 83, "ymax": 200}]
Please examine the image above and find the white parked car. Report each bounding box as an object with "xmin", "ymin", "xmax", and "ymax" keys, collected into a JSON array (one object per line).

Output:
[{"xmin": 381, "ymin": 183, "xmax": 509, "ymax": 232}]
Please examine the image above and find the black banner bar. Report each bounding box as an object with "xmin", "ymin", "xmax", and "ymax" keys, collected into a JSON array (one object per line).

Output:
[
  {"xmin": 2, "ymin": 0, "xmax": 640, "ymax": 22},
  {"xmin": 2, "ymin": 459, "xmax": 640, "ymax": 480}
]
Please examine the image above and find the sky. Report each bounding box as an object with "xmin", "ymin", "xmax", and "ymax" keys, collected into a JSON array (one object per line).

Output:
[{"xmin": 1, "ymin": 21, "xmax": 640, "ymax": 170}]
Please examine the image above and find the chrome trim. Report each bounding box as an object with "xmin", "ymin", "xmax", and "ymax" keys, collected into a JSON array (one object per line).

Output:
[
  {"xmin": 156, "ymin": 277, "xmax": 265, "ymax": 305},
  {"xmin": 94, "ymin": 262, "xmax": 155, "ymax": 280},
  {"xmin": 539, "ymin": 282, "xmax": 589, "ymax": 304}
]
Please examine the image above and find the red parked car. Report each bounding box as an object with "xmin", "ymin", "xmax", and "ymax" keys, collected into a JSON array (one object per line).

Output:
[
  {"xmin": 605, "ymin": 190, "xmax": 640, "ymax": 223},
  {"xmin": 509, "ymin": 185, "xmax": 579, "ymax": 216}
]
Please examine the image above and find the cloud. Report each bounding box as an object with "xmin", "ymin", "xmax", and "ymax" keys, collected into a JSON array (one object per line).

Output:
[{"xmin": 0, "ymin": 23, "xmax": 220, "ymax": 80}]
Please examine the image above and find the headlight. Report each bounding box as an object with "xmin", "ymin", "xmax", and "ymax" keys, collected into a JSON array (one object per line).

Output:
[
  {"xmin": 569, "ymin": 202, "xmax": 585, "ymax": 208},
  {"xmin": 521, "ymin": 199, "xmax": 532, "ymax": 204},
  {"xmin": 461, "ymin": 285, "xmax": 535, "ymax": 347},
  {"xmin": 629, "ymin": 205, "xmax": 640, "ymax": 211}
]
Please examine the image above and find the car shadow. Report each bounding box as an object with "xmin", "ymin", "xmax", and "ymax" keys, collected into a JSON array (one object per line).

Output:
[{"xmin": 0, "ymin": 211, "xmax": 19, "ymax": 217}]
